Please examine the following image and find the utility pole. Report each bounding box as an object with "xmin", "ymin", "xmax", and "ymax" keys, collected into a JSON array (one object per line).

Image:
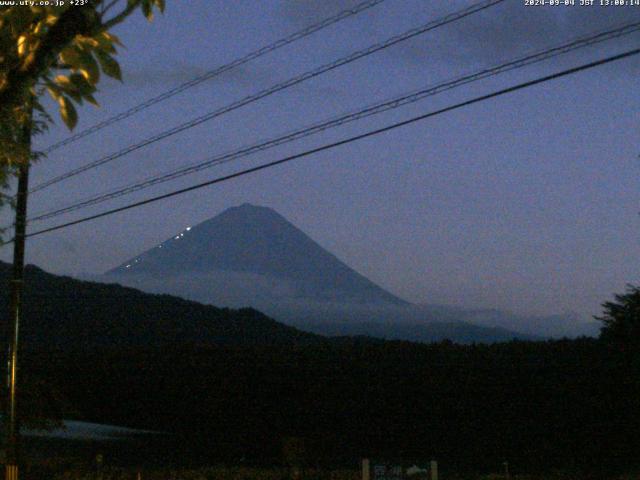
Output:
[{"xmin": 5, "ymin": 104, "xmax": 32, "ymax": 480}]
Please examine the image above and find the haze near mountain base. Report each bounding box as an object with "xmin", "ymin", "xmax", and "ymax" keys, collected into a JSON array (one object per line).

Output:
[{"xmin": 103, "ymin": 204, "xmax": 598, "ymax": 341}]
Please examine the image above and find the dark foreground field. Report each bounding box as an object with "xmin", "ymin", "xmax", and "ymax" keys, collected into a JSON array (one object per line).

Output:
[
  {"xmin": 4, "ymin": 265, "xmax": 637, "ymax": 475},
  {"xmin": 24, "ymin": 464, "xmax": 640, "ymax": 480},
  {"xmin": 14, "ymin": 337, "xmax": 640, "ymax": 478}
]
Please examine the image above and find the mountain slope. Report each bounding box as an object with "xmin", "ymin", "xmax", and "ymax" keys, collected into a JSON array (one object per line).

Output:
[
  {"xmin": 298, "ymin": 320, "xmax": 541, "ymax": 343},
  {"xmin": 106, "ymin": 203, "xmax": 406, "ymax": 305},
  {"xmin": 0, "ymin": 261, "xmax": 538, "ymax": 347},
  {"xmin": 415, "ymin": 304, "xmax": 600, "ymax": 338},
  {"xmin": 0, "ymin": 261, "xmax": 321, "ymax": 350},
  {"xmin": 99, "ymin": 204, "xmax": 558, "ymax": 342}
]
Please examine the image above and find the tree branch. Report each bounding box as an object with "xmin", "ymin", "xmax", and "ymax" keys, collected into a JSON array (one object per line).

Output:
[
  {"xmin": 101, "ymin": 0, "xmax": 123, "ymax": 17},
  {"xmin": 0, "ymin": 5, "xmax": 101, "ymax": 109},
  {"xmin": 101, "ymin": 0, "xmax": 141, "ymax": 30}
]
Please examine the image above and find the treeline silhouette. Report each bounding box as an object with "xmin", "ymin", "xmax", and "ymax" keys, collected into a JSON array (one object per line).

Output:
[
  {"xmin": 20, "ymin": 339, "xmax": 639, "ymax": 476},
  {"xmin": 0, "ymin": 262, "xmax": 321, "ymax": 349},
  {"xmin": 2, "ymin": 262, "xmax": 639, "ymax": 475}
]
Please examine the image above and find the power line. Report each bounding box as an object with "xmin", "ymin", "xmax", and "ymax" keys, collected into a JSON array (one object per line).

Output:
[
  {"xmin": 27, "ymin": 20, "xmax": 640, "ymax": 223},
  {"xmin": 30, "ymin": 0, "xmax": 505, "ymax": 194},
  {"xmin": 21, "ymin": 47, "xmax": 640, "ymax": 240},
  {"xmin": 39, "ymin": 0, "xmax": 388, "ymax": 155}
]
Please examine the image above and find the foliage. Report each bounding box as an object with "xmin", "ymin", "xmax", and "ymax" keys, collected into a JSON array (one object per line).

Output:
[
  {"xmin": 38, "ymin": 465, "xmax": 640, "ymax": 480},
  {"xmin": 22, "ymin": 337, "xmax": 640, "ymax": 475},
  {"xmin": 48, "ymin": 466, "xmax": 360, "ymax": 480},
  {"xmin": 4, "ymin": 263, "xmax": 640, "ymax": 474},
  {"xmin": 596, "ymin": 284, "xmax": 640, "ymax": 349},
  {"xmin": 0, "ymin": 0, "xmax": 165, "ymax": 214},
  {"xmin": 283, "ymin": 437, "xmax": 309, "ymax": 470},
  {"xmin": 0, "ymin": 261, "xmax": 321, "ymax": 349}
]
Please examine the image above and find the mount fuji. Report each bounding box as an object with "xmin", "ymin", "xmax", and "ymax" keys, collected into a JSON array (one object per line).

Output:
[
  {"xmin": 101, "ymin": 204, "xmax": 593, "ymax": 342},
  {"xmin": 106, "ymin": 203, "xmax": 406, "ymax": 306}
]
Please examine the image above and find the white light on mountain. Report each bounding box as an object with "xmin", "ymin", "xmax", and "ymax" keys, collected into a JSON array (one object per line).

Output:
[
  {"xmin": 186, "ymin": 227, "xmax": 191, "ymax": 231},
  {"xmin": 175, "ymin": 235, "xmax": 179, "ymax": 240},
  {"xmin": 126, "ymin": 265, "xmax": 131, "ymax": 268}
]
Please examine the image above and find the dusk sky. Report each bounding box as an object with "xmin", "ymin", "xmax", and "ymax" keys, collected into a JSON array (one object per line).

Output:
[{"xmin": 1, "ymin": 0, "xmax": 639, "ymax": 321}]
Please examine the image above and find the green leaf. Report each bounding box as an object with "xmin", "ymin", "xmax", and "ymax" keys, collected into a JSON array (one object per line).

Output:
[
  {"xmin": 141, "ymin": 0, "xmax": 154, "ymax": 21},
  {"xmin": 65, "ymin": 90, "xmax": 83, "ymax": 104},
  {"xmin": 101, "ymin": 31, "xmax": 123, "ymax": 47},
  {"xmin": 77, "ymin": 50, "xmax": 100, "ymax": 84},
  {"xmin": 69, "ymin": 73, "xmax": 97, "ymax": 96},
  {"xmin": 68, "ymin": 73, "xmax": 90, "ymax": 90},
  {"xmin": 95, "ymin": 50, "xmax": 122, "ymax": 81},
  {"xmin": 84, "ymin": 93, "xmax": 99, "ymax": 107},
  {"xmin": 154, "ymin": 0, "xmax": 165, "ymax": 13},
  {"xmin": 52, "ymin": 74, "xmax": 86, "ymax": 104},
  {"xmin": 94, "ymin": 33, "xmax": 117, "ymax": 54},
  {"xmin": 58, "ymin": 95, "xmax": 77, "ymax": 130},
  {"xmin": 59, "ymin": 46, "xmax": 82, "ymax": 69},
  {"xmin": 53, "ymin": 74, "xmax": 72, "ymax": 89},
  {"xmin": 46, "ymin": 84, "xmax": 62, "ymax": 101},
  {"xmin": 6, "ymin": 8, "xmax": 34, "ymax": 34}
]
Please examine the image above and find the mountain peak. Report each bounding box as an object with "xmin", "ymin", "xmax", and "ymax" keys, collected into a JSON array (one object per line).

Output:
[
  {"xmin": 211, "ymin": 203, "xmax": 287, "ymax": 226},
  {"xmin": 106, "ymin": 205, "xmax": 407, "ymax": 306},
  {"xmin": 225, "ymin": 203, "xmax": 277, "ymax": 215}
]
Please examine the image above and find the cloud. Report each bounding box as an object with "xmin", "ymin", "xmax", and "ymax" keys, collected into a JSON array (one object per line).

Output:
[
  {"xmin": 401, "ymin": 2, "xmax": 640, "ymax": 66},
  {"xmin": 276, "ymin": 1, "xmax": 640, "ymax": 76}
]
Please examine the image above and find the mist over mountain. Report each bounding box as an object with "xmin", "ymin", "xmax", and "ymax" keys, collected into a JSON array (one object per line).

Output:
[
  {"xmin": 107, "ymin": 203, "xmax": 406, "ymax": 306},
  {"xmin": 415, "ymin": 304, "xmax": 599, "ymax": 338},
  {"xmin": 0, "ymin": 261, "xmax": 321, "ymax": 350},
  {"xmin": 0, "ymin": 260, "xmax": 536, "ymax": 347},
  {"xmin": 102, "ymin": 204, "xmax": 597, "ymax": 340}
]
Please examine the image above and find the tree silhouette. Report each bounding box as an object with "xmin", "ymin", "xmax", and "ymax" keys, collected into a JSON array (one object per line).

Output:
[
  {"xmin": 0, "ymin": 0, "xmax": 165, "ymax": 224},
  {"xmin": 596, "ymin": 284, "xmax": 640, "ymax": 349}
]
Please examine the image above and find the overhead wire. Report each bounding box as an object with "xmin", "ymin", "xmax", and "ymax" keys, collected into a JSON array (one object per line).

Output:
[
  {"xmin": 17, "ymin": 46, "xmax": 640, "ymax": 241},
  {"xmin": 26, "ymin": 20, "xmax": 640, "ymax": 223},
  {"xmin": 30, "ymin": 0, "xmax": 505, "ymax": 194},
  {"xmin": 40, "ymin": 0, "xmax": 389, "ymax": 155}
]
